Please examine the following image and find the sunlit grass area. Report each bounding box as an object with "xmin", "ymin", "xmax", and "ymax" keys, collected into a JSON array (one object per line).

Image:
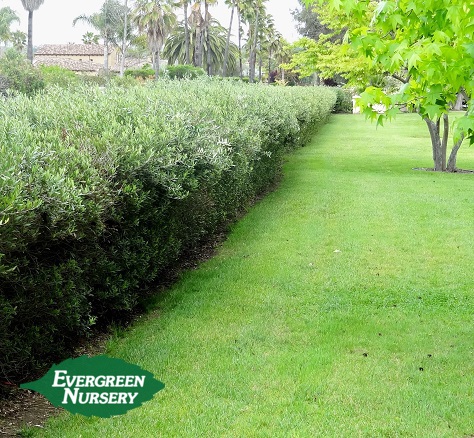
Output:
[{"xmin": 29, "ymin": 114, "xmax": 474, "ymax": 437}]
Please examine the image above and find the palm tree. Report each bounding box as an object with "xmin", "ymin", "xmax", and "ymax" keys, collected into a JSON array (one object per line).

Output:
[
  {"xmin": 10, "ymin": 30, "xmax": 27, "ymax": 52},
  {"xmin": 256, "ymin": 12, "xmax": 277, "ymax": 82},
  {"xmin": 133, "ymin": 0, "xmax": 177, "ymax": 79},
  {"xmin": 188, "ymin": 2, "xmax": 204, "ymax": 67},
  {"xmin": 82, "ymin": 31, "xmax": 100, "ymax": 44},
  {"xmin": 237, "ymin": 0, "xmax": 243, "ymax": 78},
  {"xmin": 20, "ymin": 0, "xmax": 44, "ymax": 62},
  {"xmin": 163, "ymin": 18, "xmax": 239, "ymax": 73},
  {"xmin": 275, "ymin": 38, "xmax": 291, "ymax": 82},
  {"xmin": 222, "ymin": 0, "xmax": 236, "ymax": 77},
  {"xmin": 119, "ymin": 0, "xmax": 129, "ymax": 77},
  {"xmin": 180, "ymin": 0, "xmax": 191, "ymax": 64},
  {"xmin": 203, "ymin": 0, "xmax": 218, "ymax": 75},
  {"xmin": 266, "ymin": 31, "xmax": 284, "ymax": 83},
  {"xmin": 74, "ymin": 0, "xmax": 126, "ymax": 73},
  {"xmin": 239, "ymin": 0, "xmax": 267, "ymax": 82}
]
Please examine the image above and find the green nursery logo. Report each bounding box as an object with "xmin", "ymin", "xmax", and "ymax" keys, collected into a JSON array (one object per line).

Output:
[{"xmin": 20, "ymin": 355, "xmax": 165, "ymax": 418}]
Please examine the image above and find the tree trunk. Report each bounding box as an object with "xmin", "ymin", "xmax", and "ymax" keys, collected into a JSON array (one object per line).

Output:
[
  {"xmin": 205, "ymin": 26, "xmax": 212, "ymax": 75},
  {"xmin": 258, "ymin": 53, "xmax": 262, "ymax": 82},
  {"xmin": 119, "ymin": 0, "xmax": 128, "ymax": 77},
  {"xmin": 204, "ymin": 0, "xmax": 211, "ymax": 75},
  {"xmin": 198, "ymin": 25, "xmax": 204, "ymax": 67},
  {"xmin": 268, "ymin": 48, "xmax": 272, "ymax": 84},
  {"xmin": 248, "ymin": 10, "xmax": 259, "ymax": 83},
  {"xmin": 154, "ymin": 49, "xmax": 160, "ymax": 80},
  {"xmin": 447, "ymin": 135, "xmax": 464, "ymax": 172},
  {"xmin": 194, "ymin": 27, "xmax": 202, "ymax": 67},
  {"xmin": 184, "ymin": 2, "xmax": 190, "ymax": 64},
  {"xmin": 424, "ymin": 117, "xmax": 444, "ymax": 171},
  {"xmin": 424, "ymin": 115, "xmax": 463, "ymax": 172},
  {"xmin": 206, "ymin": 29, "xmax": 212, "ymax": 75},
  {"xmin": 222, "ymin": 4, "xmax": 234, "ymax": 77},
  {"xmin": 441, "ymin": 113, "xmax": 449, "ymax": 171},
  {"xmin": 454, "ymin": 92, "xmax": 464, "ymax": 111},
  {"xmin": 27, "ymin": 10, "xmax": 33, "ymax": 63},
  {"xmin": 103, "ymin": 42, "xmax": 109, "ymax": 73},
  {"xmin": 193, "ymin": 4, "xmax": 204, "ymax": 69},
  {"xmin": 237, "ymin": 7, "xmax": 242, "ymax": 80}
]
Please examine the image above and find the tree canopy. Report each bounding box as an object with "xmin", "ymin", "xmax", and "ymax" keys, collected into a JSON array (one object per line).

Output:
[{"xmin": 304, "ymin": 0, "xmax": 474, "ymax": 172}]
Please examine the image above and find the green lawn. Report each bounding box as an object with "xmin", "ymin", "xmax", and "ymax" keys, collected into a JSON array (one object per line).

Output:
[{"xmin": 28, "ymin": 114, "xmax": 474, "ymax": 437}]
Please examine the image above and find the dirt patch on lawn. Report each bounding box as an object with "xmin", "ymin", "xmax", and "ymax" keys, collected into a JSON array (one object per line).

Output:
[
  {"xmin": 413, "ymin": 167, "xmax": 474, "ymax": 174},
  {"xmin": 0, "ymin": 386, "xmax": 62, "ymax": 437},
  {"xmin": 0, "ymin": 332, "xmax": 110, "ymax": 436}
]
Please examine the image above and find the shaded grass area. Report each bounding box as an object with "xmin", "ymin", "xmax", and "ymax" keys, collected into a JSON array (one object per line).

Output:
[{"xmin": 30, "ymin": 114, "xmax": 474, "ymax": 437}]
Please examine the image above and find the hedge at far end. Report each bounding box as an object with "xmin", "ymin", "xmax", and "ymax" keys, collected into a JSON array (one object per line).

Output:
[{"xmin": 0, "ymin": 80, "xmax": 336, "ymax": 382}]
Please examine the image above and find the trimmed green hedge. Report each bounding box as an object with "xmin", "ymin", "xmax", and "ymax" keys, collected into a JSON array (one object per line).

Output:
[
  {"xmin": 333, "ymin": 88, "xmax": 354, "ymax": 113},
  {"xmin": 0, "ymin": 80, "xmax": 336, "ymax": 382},
  {"xmin": 164, "ymin": 64, "xmax": 206, "ymax": 79}
]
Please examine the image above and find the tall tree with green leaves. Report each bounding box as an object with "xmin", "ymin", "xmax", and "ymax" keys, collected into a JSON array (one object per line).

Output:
[
  {"xmin": 222, "ymin": 0, "xmax": 236, "ymax": 77},
  {"xmin": 10, "ymin": 30, "xmax": 26, "ymax": 51},
  {"xmin": 188, "ymin": 2, "xmax": 204, "ymax": 67},
  {"xmin": 305, "ymin": 0, "xmax": 474, "ymax": 172},
  {"xmin": 236, "ymin": 0, "xmax": 243, "ymax": 78},
  {"xmin": 179, "ymin": 0, "xmax": 191, "ymax": 64},
  {"xmin": 259, "ymin": 13, "xmax": 277, "ymax": 82},
  {"xmin": 266, "ymin": 29, "xmax": 284, "ymax": 83},
  {"xmin": 246, "ymin": 11, "xmax": 275, "ymax": 82},
  {"xmin": 202, "ymin": 0, "xmax": 218, "ymax": 75},
  {"xmin": 163, "ymin": 17, "xmax": 239, "ymax": 73},
  {"xmin": 73, "ymin": 0, "xmax": 126, "ymax": 72},
  {"xmin": 241, "ymin": 0, "xmax": 267, "ymax": 83},
  {"xmin": 20, "ymin": 0, "xmax": 44, "ymax": 62},
  {"xmin": 133, "ymin": 0, "xmax": 176, "ymax": 79},
  {"xmin": 0, "ymin": 7, "xmax": 20, "ymax": 48},
  {"xmin": 291, "ymin": 0, "xmax": 331, "ymax": 41},
  {"xmin": 118, "ymin": 0, "xmax": 131, "ymax": 77}
]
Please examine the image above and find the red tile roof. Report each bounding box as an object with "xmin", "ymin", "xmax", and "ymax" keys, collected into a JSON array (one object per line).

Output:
[{"xmin": 35, "ymin": 44, "xmax": 105, "ymax": 56}]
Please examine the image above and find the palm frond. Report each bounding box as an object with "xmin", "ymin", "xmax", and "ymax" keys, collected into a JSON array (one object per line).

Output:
[{"xmin": 20, "ymin": 0, "xmax": 45, "ymax": 12}]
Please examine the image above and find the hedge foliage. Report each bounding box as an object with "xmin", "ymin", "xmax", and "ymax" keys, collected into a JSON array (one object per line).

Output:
[
  {"xmin": 333, "ymin": 88, "xmax": 354, "ymax": 113},
  {"xmin": 164, "ymin": 64, "xmax": 206, "ymax": 79},
  {"xmin": 0, "ymin": 49, "xmax": 45, "ymax": 96},
  {"xmin": 0, "ymin": 80, "xmax": 336, "ymax": 382},
  {"xmin": 124, "ymin": 64, "xmax": 155, "ymax": 79},
  {"xmin": 125, "ymin": 64, "xmax": 206, "ymax": 80}
]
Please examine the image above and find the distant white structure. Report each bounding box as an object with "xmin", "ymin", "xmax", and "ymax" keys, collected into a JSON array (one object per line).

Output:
[
  {"xmin": 352, "ymin": 95, "xmax": 386, "ymax": 114},
  {"xmin": 352, "ymin": 95, "xmax": 361, "ymax": 114}
]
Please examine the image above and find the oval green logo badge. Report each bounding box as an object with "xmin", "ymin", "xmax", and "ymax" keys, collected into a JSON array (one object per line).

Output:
[{"xmin": 20, "ymin": 355, "xmax": 165, "ymax": 418}]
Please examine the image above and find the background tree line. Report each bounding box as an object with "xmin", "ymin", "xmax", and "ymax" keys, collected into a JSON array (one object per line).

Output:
[{"xmin": 0, "ymin": 0, "xmax": 293, "ymax": 83}]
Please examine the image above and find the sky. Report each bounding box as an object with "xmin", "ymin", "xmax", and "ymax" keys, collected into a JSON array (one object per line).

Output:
[{"xmin": 2, "ymin": 0, "xmax": 301, "ymax": 46}]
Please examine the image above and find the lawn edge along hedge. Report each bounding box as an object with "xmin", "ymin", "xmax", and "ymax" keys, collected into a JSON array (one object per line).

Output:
[{"xmin": 0, "ymin": 80, "xmax": 336, "ymax": 382}]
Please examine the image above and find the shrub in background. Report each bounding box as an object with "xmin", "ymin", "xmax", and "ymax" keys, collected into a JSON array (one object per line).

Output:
[
  {"xmin": 77, "ymin": 74, "xmax": 109, "ymax": 87},
  {"xmin": 124, "ymin": 64, "xmax": 155, "ymax": 79},
  {"xmin": 163, "ymin": 64, "xmax": 206, "ymax": 79},
  {"xmin": 0, "ymin": 48, "xmax": 44, "ymax": 96},
  {"xmin": 0, "ymin": 80, "xmax": 336, "ymax": 382},
  {"xmin": 39, "ymin": 65, "xmax": 79, "ymax": 88},
  {"xmin": 333, "ymin": 87, "xmax": 354, "ymax": 113}
]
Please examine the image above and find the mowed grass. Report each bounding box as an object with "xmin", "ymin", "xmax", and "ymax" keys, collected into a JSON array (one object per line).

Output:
[{"xmin": 31, "ymin": 114, "xmax": 474, "ymax": 437}]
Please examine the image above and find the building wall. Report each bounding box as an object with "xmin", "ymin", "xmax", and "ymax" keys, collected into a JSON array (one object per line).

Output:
[{"xmin": 35, "ymin": 49, "xmax": 118, "ymax": 68}]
